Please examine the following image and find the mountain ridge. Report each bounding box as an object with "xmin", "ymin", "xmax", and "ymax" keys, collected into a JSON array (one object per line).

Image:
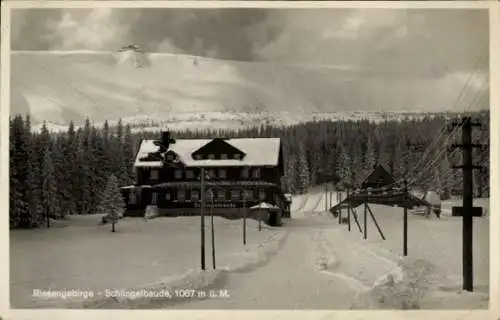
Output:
[{"xmin": 11, "ymin": 50, "xmax": 488, "ymax": 127}]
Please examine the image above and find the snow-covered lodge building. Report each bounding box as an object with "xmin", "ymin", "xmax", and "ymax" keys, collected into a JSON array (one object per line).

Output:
[{"xmin": 120, "ymin": 131, "xmax": 290, "ymax": 224}]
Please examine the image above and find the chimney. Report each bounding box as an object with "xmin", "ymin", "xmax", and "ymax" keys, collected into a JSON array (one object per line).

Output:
[{"xmin": 161, "ymin": 131, "xmax": 171, "ymax": 151}]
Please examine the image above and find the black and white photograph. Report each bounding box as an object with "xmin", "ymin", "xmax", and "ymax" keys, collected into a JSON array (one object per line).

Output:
[{"xmin": 5, "ymin": 2, "xmax": 494, "ymax": 312}]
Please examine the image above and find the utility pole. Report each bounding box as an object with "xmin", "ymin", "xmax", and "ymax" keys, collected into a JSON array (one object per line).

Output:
[
  {"xmin": 403, "ymin": 179, "xmax": 408, "ymax": 256},
  {"xmin": 200, "ymin": 168, "xmax": 206, "ymax": 271},
  {"xmin": 243, "ymin": 190, "xmax": 247, "ymax": 245},
  {"xmin": 210, "ymin": 190, "xmax": 216, "ymax": 270},
  {"xmin": 450, "ymin": 116, "xmax": 483, "ymax": 292},
  {"xmin": 324, "ymin": 182, "xmax": 328, "ymax": 212}
]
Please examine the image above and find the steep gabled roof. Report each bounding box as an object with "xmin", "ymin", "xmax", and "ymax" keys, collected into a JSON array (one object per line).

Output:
[
  {"xmin": 191, "ymin": 138, "xmax": 246, "ymax": 160},
  {"xmin": 360, "ymin": 164, "xmax": 396, "ymax": 189},
  {"xmin": 134, "ymin": 138, "xmax": 281, "ymax": 168}
]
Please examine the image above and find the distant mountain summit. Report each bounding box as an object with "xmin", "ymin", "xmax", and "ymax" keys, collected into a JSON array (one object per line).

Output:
[{"xmin": 114, "ymin": 45, "xmax": 150, "ymax": 68}]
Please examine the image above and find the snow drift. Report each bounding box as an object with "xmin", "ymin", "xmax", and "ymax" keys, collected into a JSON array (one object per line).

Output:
[{"xmin": 350, "ymin": 257, "xmax": 488, "ymax": 310}]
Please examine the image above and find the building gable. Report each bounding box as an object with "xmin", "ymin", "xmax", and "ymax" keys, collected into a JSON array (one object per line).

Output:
[
  {"xmin": 360, "ymin": 164, "xmax": 396, "ymax": 189},
  {"xmin": 191, "ymin": 138, "xmax": 246, "ymax": 161}
]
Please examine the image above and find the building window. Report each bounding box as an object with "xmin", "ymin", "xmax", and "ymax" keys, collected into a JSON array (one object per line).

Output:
[
  {"xmin": 259, "ymin": 189, "xmax": 266, "ymax": 200},
  {"xmin": 206, "ymin": 190, "xmax": 214, "ymax": 201},
  {"xmin": 186, "ymin": 170, "xmax": 194, "ymax": 179},
  {"xmin": 217, "ymin": 190, "xmax": 226, "ymax": 201},
  {"xmin": 253, "ymin": 168, "xmax": 261, "ymax": 179},
  {"xmin": 129, "ymin": 191, "xmax": 137, "ymax": 204},
  {"xmin": 174, "ymin": 170, "xmax": 182, "ymax": 179},
  {"xmin": 207, "ymin": 169, "xmax": 216, "ymax": 179},
  {"xmin": 219, "ymin": 169, "xmax": 227, "ymax": 179},
  {"xmin": 231, "ymin": 189, "xmax": 240, "ymax": 200},
  {"xmin": 241, "ymin": 168, "xmax": 249, "ymax": 178},
  {"xmin": 165, "ymin": 192, "xmax": 171, "ymax": 201},
  {"xmin": 150, "ymin": 169, "xmax": 159, "ymax": 180},
  {"xmin": 221, "ymin": 154, "xmax": 228, "ymax": 160},
  {"xmin": 177, "ymin": 189, "xmax": 185, "ymax": 201},
  {"xmin": 233, "ymin": 154, "xmax": 241, "ymax": 160},
  {"xmin": 195, "ymin": 154, "xmax": 202, "ymax": 160},
  {"xmin": 166, "ymin": 154, "xmax": 174, "ymax": 161},
  {"xmin": 151, "ymin": 192, "xmax": 158, "ymax": 205},
  {"xmin": 208, "ymin": 154, "xmax": 215, "ymax": 160},
  {"xmin": 243, "ymin": 189, "xmax": 253, "ymax": 201},
  {"xmin": 191, "ymin": 190, "xmax": 200, "ymax": 201}
]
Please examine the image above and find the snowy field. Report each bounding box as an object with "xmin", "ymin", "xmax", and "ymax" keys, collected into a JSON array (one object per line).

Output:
[
  {"xmin": 10, "ymin": 215, "xmax": 285, "ymax": 308},
  {"xmin": 294, "ymin": 191, "xmax": 490, "ymax": 309},
  {"xmin": 9, "ymin": 191, "xmax": 490, "ymax": 309}
]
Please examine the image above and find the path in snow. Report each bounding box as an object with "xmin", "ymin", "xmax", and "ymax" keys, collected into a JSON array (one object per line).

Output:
[{"xmin": 169, "ymin": 212, "xmax": 358, "ymax": 309}]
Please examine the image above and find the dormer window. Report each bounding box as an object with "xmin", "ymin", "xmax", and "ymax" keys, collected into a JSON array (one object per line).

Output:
[
  {"xmin": 221, "ymin": 154, "xmax": 228, "ymax": 160},
  {"xmin": 233, "ymin": 154, "xmax": 241, "ymax": 160},
  {"xmin": 208, "ymin": 154, "xmax": 215, "ymax": 160},
  {"xmin": 166, "ymin": 154, "xmax": 174, "ymax": 161},
  {"xmin": 195, "ymin": 154, "xmax": 202, "ymax": 160}
]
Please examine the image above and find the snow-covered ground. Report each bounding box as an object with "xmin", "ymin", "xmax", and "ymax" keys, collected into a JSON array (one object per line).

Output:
[
  {"xmin": 10, "ymin": 191, "xmax": 490, "ymax": 309},
  {"xmin": 10, "ymin": 215, "xmax": 286, "ymax": 308},
  {"xmin": 175, "ymin": 191, "xmax": 489, "ymax": 309}
]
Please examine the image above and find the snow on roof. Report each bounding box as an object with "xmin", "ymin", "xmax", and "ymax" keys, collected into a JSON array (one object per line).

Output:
[{"xmin": 134, "ymin": 138, "xmax": 281, "ymax": 168}]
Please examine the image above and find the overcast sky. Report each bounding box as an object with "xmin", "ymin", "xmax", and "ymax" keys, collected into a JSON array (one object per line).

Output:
[
  {"xmin": 12, "ymin": 8, "xmax": 488, "ymax": 71},
  {"xmin": 10, "ymin": 8, "xmax": 490, "ymax": 113}
]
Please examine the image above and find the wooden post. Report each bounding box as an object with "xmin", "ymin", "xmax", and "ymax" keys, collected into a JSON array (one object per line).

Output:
[
  {"xmin": 211, "ymin": 194, "xmax": 216, "ymax": 270},
  {"xmin": 350, "ymin": 207, "xmax": 363, "ymax": 233},
  {"xmin": 347, "ymin": 203, "xmax": 351, "ymax": 232},
  {"xmin": 363, "ymin": 201, "xmax": 367, "ymax": 239},
  {"xmin": 259, "ymin": 208, "xmax": 262, "ymax": 232},
  {"xmin": 243, "ymin": 191, "xmax": 247, "ymax": 245},
  {"xmin": 111, "ymin": 215, "xmax": 116, "ymax": 232},
  {"xmin": 46, "ymin": 208, "xmax": 50, "ymax": 229},
  {"xmin": 366, "ymin": 204, "xmax": 386, "ymax": 240},
  {"xmin": 200, "ymin": 168, "xmax": 206, "ymax": 271},
  {"xmin": 403, "ymin": 180, "xmax": 408, "ymax": 256}
]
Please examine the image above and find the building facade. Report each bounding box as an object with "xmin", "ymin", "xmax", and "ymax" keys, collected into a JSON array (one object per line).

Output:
[{"xmin": 120, "ymin": 132, "xmax": 291, "ymax": 224}]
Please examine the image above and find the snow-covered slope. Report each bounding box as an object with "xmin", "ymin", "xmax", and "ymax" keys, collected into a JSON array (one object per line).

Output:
[{"xmin": 11, "ymin": 50, "xmax": 483, "ymax": 129}]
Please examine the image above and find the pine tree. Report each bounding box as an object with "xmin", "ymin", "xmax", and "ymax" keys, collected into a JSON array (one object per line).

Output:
[
  {"xmin": 122, "ymin": 124, "xmax": 135, "ymax": 184},
  {"xmin": 296, "ymin": 143, "xmax": 310, "ymax": 194},
  {"xmin": 336, "ymin": 144, "xmax": 352, "ymax": 188},
  {"xmin": 364, "ymin": 137, "xmax": 376, "ymax": 178},
  {"xmin": 62, "ymin": 121, "xmax": 78, "ymax": 215},
  {"xmin": 99, "ymin": 174, "xmax": 125, "ymax": 232},
  {"xmin": 10, "ymin": 116, "xmax": 30, "ymax": 228},
  {"xmin": 41, "ymin": 142, "xmax": 58, "ymax": 227}
]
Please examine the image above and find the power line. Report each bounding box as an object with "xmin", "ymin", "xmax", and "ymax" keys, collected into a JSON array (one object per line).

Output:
[{"xmin": 354, "ymin": 56, "xmax": 488, "ymax": 194}]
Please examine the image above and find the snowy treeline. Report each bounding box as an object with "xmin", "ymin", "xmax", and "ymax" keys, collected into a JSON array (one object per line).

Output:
[{"xmin": 9, "ymin": 111, "xmax": 489, "ymax": 229}]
